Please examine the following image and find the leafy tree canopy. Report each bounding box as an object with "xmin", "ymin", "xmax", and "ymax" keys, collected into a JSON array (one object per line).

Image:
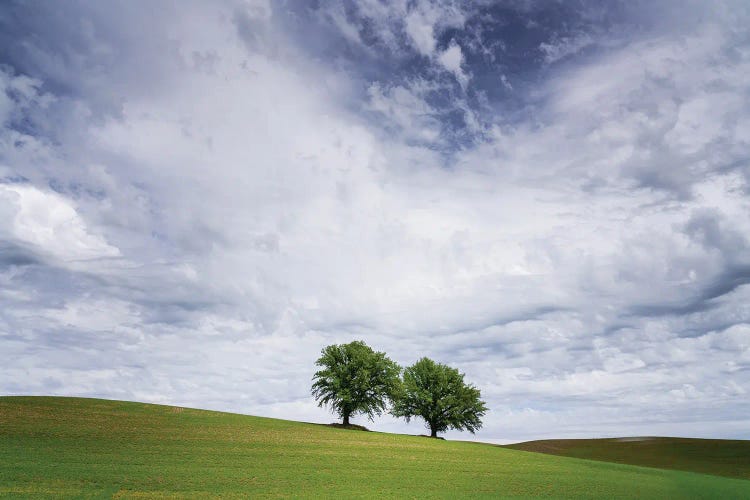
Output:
[
  {"xmin": 392, "ymin": 357, "xmax": 487, "ymax": 438},
  {"xmin": 311, "ymin": 341, "xmax": 401, "ymax": 426}
]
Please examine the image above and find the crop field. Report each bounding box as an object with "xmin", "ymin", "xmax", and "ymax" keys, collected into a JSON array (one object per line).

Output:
[{"xmin": 1, "ymin": 396, "xmax": 749, "ymax": 498}]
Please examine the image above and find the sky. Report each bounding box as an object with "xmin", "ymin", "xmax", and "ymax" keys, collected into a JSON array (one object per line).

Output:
[{"xmin": 1, "ymin": 0, "xmax": 749, "ymax": 443}]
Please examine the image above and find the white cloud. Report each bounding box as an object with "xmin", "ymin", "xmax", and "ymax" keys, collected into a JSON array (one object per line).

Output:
[
  {"xmin": 0, "ymin": 184, "xmax": 120, "ymax": 261},
  {"xmin": 438, "ymin": 41, "xmax": 469, "ymax": 88},
  {"xmin": 405, "ymin": 9, "xmax": 438, "ymax": 57},
  {"xmin": 321, "ymin": 0, "xmax": 471, "ymax": 87},
  {"xmin": 367, "ymin": 82, "xmax": 441, "ymax": 143},
  {"xmin": 539, "ymin": 32, "xmax": 594, "ymax": 63},
  {"xmin": 0, "ymin": 0, "xmax": 749, "ymax": 443}
]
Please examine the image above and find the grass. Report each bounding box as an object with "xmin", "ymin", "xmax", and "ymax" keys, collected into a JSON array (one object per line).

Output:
[
  {"xmin": 505, "ymin": 437, "xmax": 750, "ymax": 480},
  {"xmin": 1, "ymin": 396, "xmax": 748, "ymax": 499}
]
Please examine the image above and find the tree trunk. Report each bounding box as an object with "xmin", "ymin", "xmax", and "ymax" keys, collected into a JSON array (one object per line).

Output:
[
  {"xmin": 430, "ymin": 425, "xmax": 437, "ymax": 438},
  {"xmin": 343, "ymin": 412, "xmax": 350, "ymax": 426}
]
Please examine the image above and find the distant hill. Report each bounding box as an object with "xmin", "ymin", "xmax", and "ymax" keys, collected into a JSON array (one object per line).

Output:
[
  {"xmin": 506, "ymin": 437, "xmax": 750, "ymax": 480},
  {"xmin": 1, "ymin": 396, "xmax": 748, "ymax": 498}
]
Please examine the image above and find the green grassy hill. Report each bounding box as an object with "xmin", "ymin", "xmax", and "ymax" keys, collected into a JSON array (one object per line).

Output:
[
  {"xmin": 505, "ymin": 437, "xmax": 750, "ymax": 480},
  {"xmin": 1, "ymin": 397, "xmax": 749, "ymax": 499}
]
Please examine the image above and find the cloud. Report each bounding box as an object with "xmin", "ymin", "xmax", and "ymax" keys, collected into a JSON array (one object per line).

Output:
[
  {"xmin": 539, "ymin": 32, "xmax": 594, "ymax": 63},
  {"xmin": 366, "ymin": 81, "xmax": 442, "ymax": 143},
  {"xmin": 0, "ymin": 184, "xmax": 120, "ymax": 262},
  {"xmin": 0, "ymin": 0, "xmax": 749, "ymax": 443},
  {"xmin": 404, "ymin": 7, "xmax": 439, "ymax": 57},
  {"xmin": 438, "ymin": 41, "xmax": 469, "ymax": 88},
  {"xmin": 312, "ymin": 1, "xmax": 471, "ymax": 87}
]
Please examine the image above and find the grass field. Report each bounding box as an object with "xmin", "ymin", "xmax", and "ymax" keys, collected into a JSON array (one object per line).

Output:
[
  {"xmin": 505, "ymin": 436, "xmax": 750, "ymax": 480},
  {"xmin": 1, "ymin": 397, "xmax": 749, "ymax": 499}
]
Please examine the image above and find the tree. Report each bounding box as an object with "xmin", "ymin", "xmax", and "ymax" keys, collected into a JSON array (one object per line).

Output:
[
  {"xmin": 311, "ymin": 340, "xmax": 401, "ymax": 426},
  {"xmin": 392, "ymin": 357, "xmax": 487, "ymax": 438}
]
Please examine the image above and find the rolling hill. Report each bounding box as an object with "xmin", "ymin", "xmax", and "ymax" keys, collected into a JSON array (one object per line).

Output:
[
  {"xmin": 1, "ymin": 396, "xmax": 748, "ymax": 498},
  {"xmin": 505, "ymin": 436, "xmax": 750, "ymax": 480}
]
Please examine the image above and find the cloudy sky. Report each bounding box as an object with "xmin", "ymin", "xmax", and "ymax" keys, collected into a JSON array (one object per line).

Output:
[{"xmin": 1, "ymin": 0, "xmax": 749, "ymax": 443}]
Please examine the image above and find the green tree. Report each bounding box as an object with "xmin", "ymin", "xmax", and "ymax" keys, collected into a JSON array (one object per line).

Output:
[
  {"xmin": 311, "ymin": 341, "xmax": 401, "ymax": 426},
  {"xmin": 392, "ymin": 357, "xmax": 487, "ymax": 438}
]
